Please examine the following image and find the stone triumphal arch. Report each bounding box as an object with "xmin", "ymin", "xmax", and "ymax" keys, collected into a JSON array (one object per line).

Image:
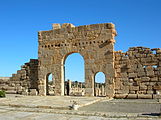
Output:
[{"xmin": 38, "ymin": 23, "xmax": 117, "ymax": 97}]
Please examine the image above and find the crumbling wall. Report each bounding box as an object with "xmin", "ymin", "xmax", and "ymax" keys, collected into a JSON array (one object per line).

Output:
[
  {"xmin": 0, "ymin": 59, "xmax": 38, "ymax": 95},
  {"xmin": 115, "ymin": 47, "xmax": 161, "ymax": 99},
  {"xmin": 0, "ymin": 77, "xmax": 12, "ymax": 93}
]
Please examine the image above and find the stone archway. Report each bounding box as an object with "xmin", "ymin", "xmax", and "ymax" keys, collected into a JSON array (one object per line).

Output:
[
  {"xmin": 94, "ymin": 72, "xmax": 106, "ymax": 96},
  {"xmin": 38, "ymin": 23, "xmax": 116, "ymax": 97},
  {"xmin": 63, "ymin": 53, "xmax": 85, "ymax": 96},
  {"xmin": 46, "ymin": 73, "xmax": 55, "ymax": 96}
]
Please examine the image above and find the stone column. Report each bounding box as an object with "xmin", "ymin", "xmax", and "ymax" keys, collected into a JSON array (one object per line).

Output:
[
  {"xmin": 105, "ymin": 77, "xmax": 115, "ymax": 97},
  {"xmin": 38, "ymin": 83, "xmax": 46, "ymax": 96},
  {"xmin": 80, "ymin": 83, "xmax": 82, "ymax": 88},
  {"xmin": 46, "ymin": 78, "xmax": 49, "ymax": 95},
  {"xmin": 54, "ymin": 64, "xmax": 64, "ymax": 96},
  {"xmin": 76, "ymin": 82, "xmax": 78, "ymax": 89},
  {"xmin": 68, "ymin": 80, "xmax": 71, "ymax": 95},
  {"xmin": 101, "ymin": 84, "xmax": 105, "ymax": 96},
  {"xmin": 85, "ymin": 69, "xmax": 94, "ymax": 96},
  {"xmin": 38, "ymin": 70, "xmax": 46, "ymax": 96},
  {"xmin": 104, "ymin": 46, "xmax": 115, "ymax": 98}
]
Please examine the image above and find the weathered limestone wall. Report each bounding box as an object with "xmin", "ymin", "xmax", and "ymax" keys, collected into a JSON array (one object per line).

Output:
[
  {"xmin": 0, "ymin": 59, "xmax": 38, "ymax": 95},
  {"xmin": 115, "ymin": 47, "xmax": 161, "ymax": 99},
  {"xmin": 38, "ymin": 23, "xmax": 117, "ymax": 96},
  {"xmin": 0, "ymin": 77, "xmax": 11, "ymax": 93}
]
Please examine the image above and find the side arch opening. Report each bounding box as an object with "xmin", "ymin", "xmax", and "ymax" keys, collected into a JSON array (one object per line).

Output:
[
  {"xmin": 94, "ymin": 72, "xmax": 106, "ymax": 97},
  {"xmin": 46, "ymin": 73, "xmax": 55, "ymax": 96}
]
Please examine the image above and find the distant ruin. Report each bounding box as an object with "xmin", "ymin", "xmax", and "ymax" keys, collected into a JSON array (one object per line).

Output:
[{"xmin": 0, "ymin": 23, "xmax": 161, "ymax": 99}]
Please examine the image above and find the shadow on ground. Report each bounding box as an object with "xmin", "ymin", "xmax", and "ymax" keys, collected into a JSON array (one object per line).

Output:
[{"xmin": 142, "ymin": 113, "xmax": 160, "ymax": 116}]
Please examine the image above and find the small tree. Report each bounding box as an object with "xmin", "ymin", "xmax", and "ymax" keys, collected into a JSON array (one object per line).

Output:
[{"xmin": 0, "ymin": 90, "xmax": 5, "ymax": 97}]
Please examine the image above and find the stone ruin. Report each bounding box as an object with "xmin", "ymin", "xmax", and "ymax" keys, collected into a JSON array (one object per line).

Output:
[{"xmin": 0, "ymin": 23, "xmax": 161, "ymax": 99}]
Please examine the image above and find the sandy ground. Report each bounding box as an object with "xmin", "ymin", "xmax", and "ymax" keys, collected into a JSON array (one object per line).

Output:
[{"xmin": 0, "ymin": 94, "xmax": 161, "ymax": 120}]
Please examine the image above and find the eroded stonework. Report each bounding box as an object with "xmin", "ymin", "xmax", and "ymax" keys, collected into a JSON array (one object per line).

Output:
[
  {"xmin": 38, "ymin": 23, "xmax": 116, "ymax": 96},
  {"xmin": 0, "ymin": 23, "xmax": 161, "ymax": 99},
  {"xmin": 115, "ymin": 47, "xmax": 161, "ymax": 99}
]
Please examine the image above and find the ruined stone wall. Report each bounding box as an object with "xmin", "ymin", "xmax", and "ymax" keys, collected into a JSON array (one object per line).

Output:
[
  {"xmin": 115, "ymin": 47, "xmax": 161, "ymax": 99},
  {"xmin": 2, "ymin": 22, "xmax": 161, "ymax": 99},
  {"xmin": 0, "ymin": 77, "xmax": 11, "ymax": 92},
  {"xmin": 38, "ymin": 23, "xmax": 117, "ymax": 96},
  {"xmin": 0, "ymin": 59, "xmax": 38, "ymax": 94}
]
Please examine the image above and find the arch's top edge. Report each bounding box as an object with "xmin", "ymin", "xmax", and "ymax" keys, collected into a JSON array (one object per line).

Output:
[
  {"xmin": 53, "ymin": 23, "xmax": 115, "ymax": 30},
  {"xmin": 38, "ymin": 23, "xmax": 117, "ymax": 42},
  {"xmin": 62, "ymin": 52, "xmax": 84, "ymax": 65},
  {"xmin": 52, "ymin": 23, "xmax": 75, "ymax": 30},
  {"xmin": 39, "ymin": 23, "xmax": 115, "ymax": 32}
]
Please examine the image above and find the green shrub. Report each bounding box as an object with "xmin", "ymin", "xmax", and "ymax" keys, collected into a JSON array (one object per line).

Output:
[{"xmin": 0, "ymin": 90, "xmax": 5, "ymax": 97}]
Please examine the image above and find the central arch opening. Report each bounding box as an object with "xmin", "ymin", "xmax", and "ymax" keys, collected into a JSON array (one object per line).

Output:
[{"xmin": 64, "ymin": 53, "xmax": 85, "ymax": 96}]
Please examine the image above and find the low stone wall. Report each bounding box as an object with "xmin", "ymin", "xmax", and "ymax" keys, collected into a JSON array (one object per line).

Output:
[
  {"xmin": 0, "ymin": 77, "xmax": 12, "ymax": 92},
  {"xmin": 115, "ymin": 47, "xmax": 161, "ymax": 99}
]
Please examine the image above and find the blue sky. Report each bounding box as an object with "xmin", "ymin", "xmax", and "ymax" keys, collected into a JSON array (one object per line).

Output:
[{"xmin": 0, "ymin": 0, "xmax": 161, "ymax": 82}]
